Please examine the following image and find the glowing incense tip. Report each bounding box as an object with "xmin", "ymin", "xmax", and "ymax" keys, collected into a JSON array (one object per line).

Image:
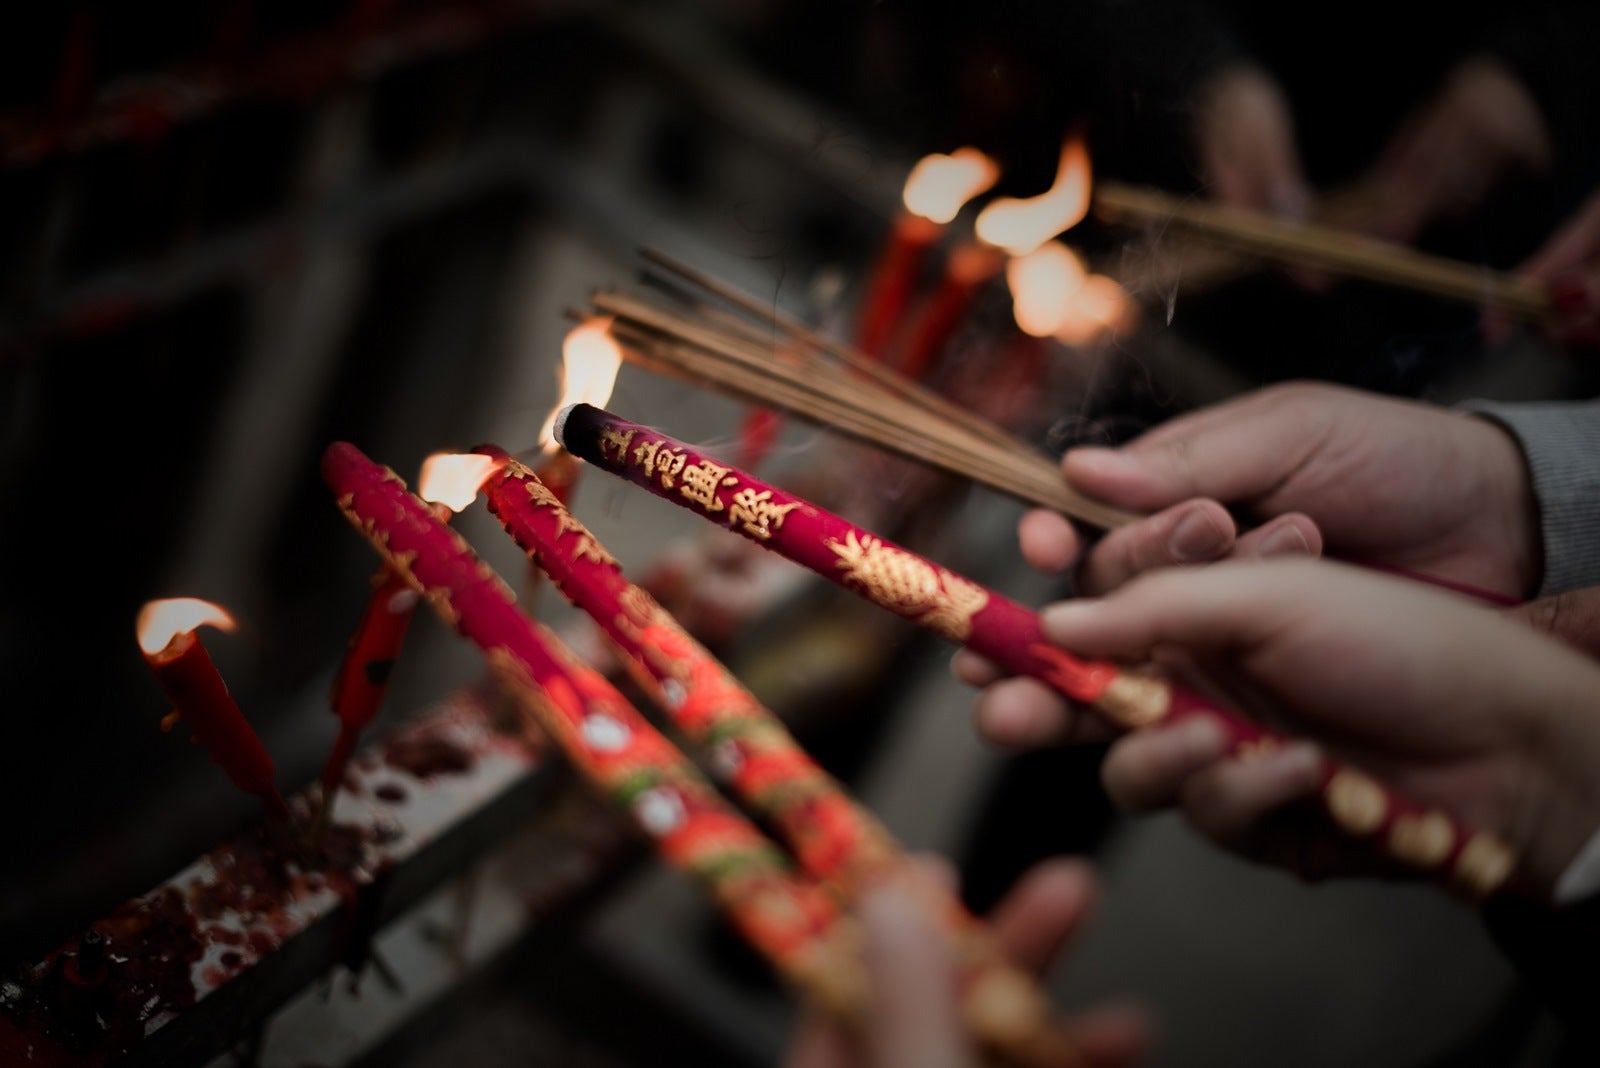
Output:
[
  {"xmin": 542, "ymin": 318, "xmax": 623, "ymax": 453},
  {"xmin": 137, "ymin": 597, "xmax": 235, "ymax": 656},
  {"xmin": 975, "ymin": 137, "xmax": 1092, "ymax": 255},
  {"xmin": 418, "ymin": 453, "xmax": 504, "ymax": 512},
  {"xmin": 902, "ymin": 147, "xmax": 1000, "ymax": 224}
]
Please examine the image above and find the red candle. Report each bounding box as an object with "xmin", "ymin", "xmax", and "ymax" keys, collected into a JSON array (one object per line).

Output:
[
  {"xmin": 858, "ymin": 213, "xmax": 941, "ymax": 358},
  {"xmin": 322, "ymin": 453, "xmax": 504, "ymax": 803},
  {"xmin": 321, "ymin": 442, "xmax": 862, "ymax": 1012},
  {"xmin": 323, "ymin": 572, "xmax": 418, "ymax": 796},
  {"xmin": 859, "ymin": 148, "xmax": 1001, "ymax": 359},
  {"xmin": 478, "ymin": 449, "xmax": 1079, "ymax": 1058},
  {"xmin": 893, "ymin": 241, "xmax": 1004, "ymax": 379},
  {"xmin": 136, "ymin": 598, "xmax": 288, "ymax": 821},
  {"xmin": 557, "ymin": 405, "xmax": 1519, "ymax": 899}
]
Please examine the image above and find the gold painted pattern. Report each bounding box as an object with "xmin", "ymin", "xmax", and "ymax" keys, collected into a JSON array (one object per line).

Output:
[
  {"xmin": 679, "ymin": 459, "xmax": 736, "ymax": 512},
  {"xmin": 728, "ymin": 488, "xmax": 801, "ymax": 540},
  {"xmin": 825, "ymin": 531, "xmax": 989, "ymax": 641},
  {"xmin": 1387, "ymin": 812, "xmax": 1453, "ymax": 869},
  {"xmin": 1454, "ymin": 833, "xmax": 1516, "ymax": 898},
  {"xmin": 598, "ymin": 426, "xmax": 636, "ymax": 461},
  {"xmin": 1094, "ymin": 673, "xmax": 1172, "ymax": 729},
  {"xmin": 1325, "ymin": 769, "xmax": 1386, "ymax": 836}
]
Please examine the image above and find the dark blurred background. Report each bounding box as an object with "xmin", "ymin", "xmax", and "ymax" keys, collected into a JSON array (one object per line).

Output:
[{"xmin": 3, "ymin": 2, "xmax": 1597, "ymax": 1064}]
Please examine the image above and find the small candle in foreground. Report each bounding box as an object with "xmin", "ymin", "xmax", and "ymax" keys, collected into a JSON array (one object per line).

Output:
[{"xmin": 137, "ymin": 597, "xmax": 288, "ymax": 821}]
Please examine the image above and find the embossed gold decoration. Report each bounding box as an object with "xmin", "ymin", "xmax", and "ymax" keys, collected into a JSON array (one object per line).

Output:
[
  {"xmin": 825, "ymin": 531, "xmax": 988, "ymax": 641},
  {"xmin": 1325, "ymin": 769, "xmax": 1386, "ymax": 835},
  {"xmin": 422, "ymin": 586, "xmax": 461, "ymax": 625},
  {"xmin": 1387, "ymin": 811, "xmax": 1453, "ymax": 869},
  {"xmin": 678, "ymin": 459, "xmax": 736, "ymax": 511},
  {"xmin": 632, "ymin": 438, "xmax": 689, "ymax": 488},
  {"xmin": 1094, "ymin": 673, "xmax": 1171, "ymax": 728},
  {"xmin": 727, "ymin": 488, "xmax": 801, "ymax": 540},
  {"xmin": 598, "ymin": 426, "xmax": 636, "ymax": 460},
  {"xmin": 1453, "ymin": 833, "xmax": 1516, "ymax": 897}
]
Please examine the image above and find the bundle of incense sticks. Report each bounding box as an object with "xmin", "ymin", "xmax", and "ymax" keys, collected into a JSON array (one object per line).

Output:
[
  {"xmin": 1095, "ymin": 182, "xmax": 1553, "ymax": 320},
  {"xmin": 324, "ymin": 443, "xmax": 1086, "ymax": 1064},
  {"xmin": 475, "ymin": 450, "xmax": 1075, "ymax": 1062},
  {"xmin": 587, "ymin": 250, "xmax": 1138, "ymax": 531},
  {"xmin": 558, "ymin": 404, "xmax": 1521, "ymax": 900}
]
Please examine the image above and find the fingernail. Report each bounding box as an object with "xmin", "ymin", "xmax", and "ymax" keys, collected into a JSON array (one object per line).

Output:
[
  {"xmin": 1040, "ymin": 601, "xmax": 1094, "ymax": 636},
  {"xmin": 1168, "ymin": 507, "xmax": 1230, "ymax": 562},
  {"xmin": 1254, "ymin": 522, "xmax": 1311, "ymax": 558}
]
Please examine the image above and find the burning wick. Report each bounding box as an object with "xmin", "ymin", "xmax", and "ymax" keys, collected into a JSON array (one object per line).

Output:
[
  {"xmin": 975, "ymin": 136, "xmax": 1091, "ymax": 256},
  {"xmin": 320, "ymin": 452, "xmax": 503, "ymax": 823},
  {"xmin": 855, "ymin": 147, "xmax": 1000, "ymax": 360},
  {"xmin": 136, "ymin": 598, "xmax": 289, "ymax": 822},
  {"xmin": 534, "ymin": 318, "xmax": 623, "ymax": 506}
]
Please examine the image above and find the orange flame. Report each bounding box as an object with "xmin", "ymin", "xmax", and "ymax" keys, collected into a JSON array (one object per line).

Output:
[
  {"xmin": 1053, "ymin": 274, "xmax": 1133, "ymax": 346},
  {"xmin": 541, "ymin": 318, "xmax": 623, "ymax": 453},
  {"xmin": 1006, "ymin": 241, "xmax": 1087, "ymax": 337},
  {"xmin": 418, "ymin": 453, "xmax": 503, "ymax": 512},
  {"xmin": 902, "ymin": 147, "xmax": 1000, "ymax": 225},
  {"xmin": 137, "ymin": 597, "xmax": 235, "ymax": 656},
  {"xmin": 975, "ymin": 137, "xmax": 1091, "ymax": 255}
]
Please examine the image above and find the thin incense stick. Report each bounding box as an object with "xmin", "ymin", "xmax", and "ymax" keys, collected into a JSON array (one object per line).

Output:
[
  {"xmin": 1095, "ymin": 182, "xmax": 1552, "ymax": 319},
  {"xmin": 591, "ymin": 288, "xmax": 1138, "ymax": 529}
]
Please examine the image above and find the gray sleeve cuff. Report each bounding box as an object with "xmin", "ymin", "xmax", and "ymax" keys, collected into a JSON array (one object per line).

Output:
[{"xmin": 1463, "ymin": 400, "xmax": 1600, "ymax": 596}]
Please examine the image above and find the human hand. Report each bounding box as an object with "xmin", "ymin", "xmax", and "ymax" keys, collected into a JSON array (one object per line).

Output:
[
  {"xmin": 1358, "ymin": 56, "xmax": 1552, "ymax": 244},
  {"xmin": 1015, "ymin": 382, "xmax": 1539, "ymax": 599},
  {"xmin": 1505, "ymin": 585, "xmax": 1600, "ymax": 659},
  {"xmin": 1487, "ymin": 190, "xmax": 1600, "ymax": 349},
  {"xmin": 1192, "ymin": 64, "xmax": 1311, "ymax": 220},
  {"xmin": 985, "ymin": 560, "xmax": 1600, "ymax": 894},
  {"xmin": 782, "ymin": 859, "xmax": 1149, "ymax": 1068}
]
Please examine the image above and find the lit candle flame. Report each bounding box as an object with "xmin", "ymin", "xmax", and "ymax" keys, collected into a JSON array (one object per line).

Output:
[
  {"xmin": 541, "ymin": 318, "xmax": 623, "ymax": 453},
  {"xmin": 975, "ymin": 137, "xmax": 1091, "ymax": 255},
  {"xmin": 1006, "ymin": 241, "xmax": 1088, "ymax": 337},
  {"xmin": 1053, "ymin": 274, "xmax": 1133, "ymax": 346},
  {"xmin": 902, "ymin": 147, "xmax": 1000, "ymax": 225},
  {"xmin": 418, "ymin": 453, "xmax": 504, "ymax": 512},
  {"xmin": 137, "ymin": 597, "xmax": 235, "ymax": 656}
]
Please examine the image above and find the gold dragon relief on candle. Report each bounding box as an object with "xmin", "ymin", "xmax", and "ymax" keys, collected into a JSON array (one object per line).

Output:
[
  {"xmin": 825, "ymin": 531, "xmax": 989, "ymax": 641},
  {"xmin": 727, "ymin": 487, "xmax": 801, "ymax": 540}
]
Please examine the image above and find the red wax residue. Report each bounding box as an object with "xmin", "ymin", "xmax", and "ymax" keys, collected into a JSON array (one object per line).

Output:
[{"xmin": 384, "ymin": 732, "xmax": 474, "ymax": 779}]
